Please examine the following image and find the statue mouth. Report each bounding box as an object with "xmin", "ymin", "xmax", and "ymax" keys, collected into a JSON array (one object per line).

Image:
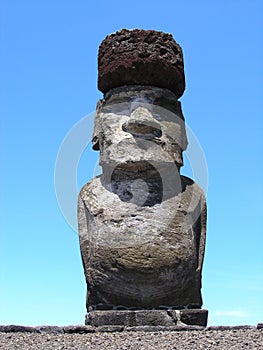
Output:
[
  {"xmin": 109, "ymin": 162, "xmax": 164, "ymax": 206},
  {"xmin": 99, "ymin": 160, "xmax": 181, "ymax": 206}
]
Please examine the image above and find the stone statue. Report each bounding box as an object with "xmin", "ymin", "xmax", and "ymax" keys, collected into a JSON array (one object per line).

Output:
[{"xmin": 78, "ymin": 29, "xmax": 208, "ymax": 328}]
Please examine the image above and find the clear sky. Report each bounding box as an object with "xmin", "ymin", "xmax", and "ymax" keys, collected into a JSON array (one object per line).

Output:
[{"xmin": 1, "ymin": 0, "xmax": 262, "ymax": 327}]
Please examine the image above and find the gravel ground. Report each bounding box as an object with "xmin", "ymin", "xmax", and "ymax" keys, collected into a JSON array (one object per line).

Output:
[{"xmin": 0, "ymin": 329, "xmax": 262, "ymax": 350}]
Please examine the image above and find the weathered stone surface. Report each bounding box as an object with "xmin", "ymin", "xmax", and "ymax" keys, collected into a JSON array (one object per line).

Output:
[
  {"xmin": 179, "ymin": 309, "xmax": 208, "ymax": 327},
  {"xmin": 95, "ymin": 325, "xmax": 124, "ymax": 332},
  {"xmin": 93, "ymin": 303, "xmax": 115, "ymax": 310},
  {"xmin": 98, "ymin": 29, "xmax": 185, "ymax": 98},
  {"xmin": 85, "ymin": 307, "xmax": 209, "ymax": 328},
  {"xmin": 1, "ymin": 323, "xmax": 261, "ymax": 334},
  {"xmin": 35, "ymin": 326, "xmax": 64, "ymax": 334},
  {"xmin": 125, "ymin": 325, "xmax": 205, "ymax": 331},
  {"xmin": 231, "ymin": 325, "xmax": 256, "ymax": 330},
  {"xmin": 86, "ymin": 310, "xmax": 176, "ymax": 327},
  {"xmin": 79, "ymin": 31, "xmax": 207, "ymax": 324},
  {"xmin": 79, "ymin": 174, "xmax": 206, "ymax": 308},
  {"xmin": 79, "ymin": 85, "xmax": 206, "ymax": 309},
  {"xmin": 125, "ymin": 325, "xmax": 172, "ymax": 332},
  {"xmin": 63, "ymin": 325, "xmax": 95, "ymax": 333},
  {"xmin": 135, "ymin": 310, "xmax": 175, "ymax": 326},
  {"xmin": 0, "ymin": 325, "xmax": 37, "ymax": 333},
  {"xmin": 85, "ymin": 309, "xmax": 209, "ymax": 328},
  {"xmin": 92, "ymin": 86, "xmax": 188, "ymax": 165},
  {"xmin": 206, "ymin": 326, "xmax": 234, "ymax": 331},
  {"xmin": 86, "ymin": 310, "xmax": 137, "ymax": 327}
]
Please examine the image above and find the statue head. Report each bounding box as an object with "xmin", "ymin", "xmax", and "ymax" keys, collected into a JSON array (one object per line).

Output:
[{"xmin": 92, "ymin": 86, "xmax": 188, "ymax": 173}]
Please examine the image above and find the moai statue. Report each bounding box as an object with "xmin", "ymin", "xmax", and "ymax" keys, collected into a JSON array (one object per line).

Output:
[{"xmin": 78, "ymin": 29, "xmax": 208, "ymax": 329}]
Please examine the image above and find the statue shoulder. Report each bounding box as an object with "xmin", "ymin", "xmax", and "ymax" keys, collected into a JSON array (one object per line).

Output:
[{"xmin": 79, "ymin": 175, "xmax": 102, "ymax": 201}]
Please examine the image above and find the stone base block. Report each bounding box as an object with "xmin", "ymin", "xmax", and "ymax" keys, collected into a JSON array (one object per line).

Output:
[{"xmin": 85, "ymin": 309, "xmax": 208, "ymax": 330}]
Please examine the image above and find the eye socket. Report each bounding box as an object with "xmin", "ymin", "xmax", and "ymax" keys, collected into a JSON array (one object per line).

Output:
[{"xmin": 101, "ymin": 102, "xmax": 130, "ymax": 116}]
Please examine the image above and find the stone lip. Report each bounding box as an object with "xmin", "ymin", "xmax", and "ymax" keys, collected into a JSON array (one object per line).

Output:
[
  {"xmin": 0, "ymin": 322, "xmax": 262, "ymax": 333},
  {"xmin": 98, "ymin": 29, "xmax": 185, "ymax": 98}
]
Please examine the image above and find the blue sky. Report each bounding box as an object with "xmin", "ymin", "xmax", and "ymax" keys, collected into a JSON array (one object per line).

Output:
[{"xmin": 1, "ymin": 0, "xmax": 262, "ymax": 326}]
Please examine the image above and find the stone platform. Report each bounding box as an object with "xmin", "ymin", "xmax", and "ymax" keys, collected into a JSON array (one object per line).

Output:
[{"xmin": 85, "ymin": 309, "xmax": 208, "ymax": 331}]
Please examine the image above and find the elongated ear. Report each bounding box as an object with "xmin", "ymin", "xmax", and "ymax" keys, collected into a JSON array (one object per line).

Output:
[
  {"xmin": 177, "ymin": 101, "xmax": 188, "ymax": 151},
  {"xmin": 92, "ymin": 100, "xmax": 102, "ymax": 151}
]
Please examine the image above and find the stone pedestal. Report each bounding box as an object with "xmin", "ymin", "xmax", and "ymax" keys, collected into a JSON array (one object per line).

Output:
[{"xmin": 85, "ymin": 309, "xmax": 208, "ymax": 331}]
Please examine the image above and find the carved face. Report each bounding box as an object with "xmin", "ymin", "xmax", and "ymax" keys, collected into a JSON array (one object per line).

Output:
[{"xmin": 92, "ymin": 86, "xmax": 188, "ymax": 170}]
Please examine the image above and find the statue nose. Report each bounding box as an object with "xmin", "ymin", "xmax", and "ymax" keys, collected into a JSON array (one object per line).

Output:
[{"xmin": 122, "ymin": 107, "xmax": 162, "ymax": 138}]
